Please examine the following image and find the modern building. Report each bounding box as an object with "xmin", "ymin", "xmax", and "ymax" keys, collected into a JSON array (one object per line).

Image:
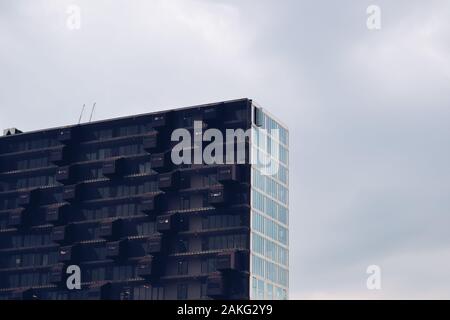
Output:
[{"xmin": 0, "ymin": 98, "xmax": 289, "ymax": 300}]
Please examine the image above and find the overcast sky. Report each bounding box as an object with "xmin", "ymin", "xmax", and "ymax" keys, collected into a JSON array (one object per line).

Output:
[{"xmin": 1, "ymin": 0, "xmax": 450, "ymax": 299}]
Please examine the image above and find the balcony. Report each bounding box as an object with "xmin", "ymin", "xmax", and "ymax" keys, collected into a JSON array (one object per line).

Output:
[
  {"xmin": 99, "ymin": 220, "xmax": 114, "ymax": 239},
  {"xmin": 102, "ymin": 157, "xmax": 125, "ymax": 178},
  {"xmin": 156, "ymin": 214, "xmax": 178, "ymax": 233},
  {"xmin": 11, "ymin": 288, "xmax": 39, "ymax": 300},
  {"xmin": 51, "ymin": 225, "xmax": 73, "ymax": 243},
  {"xmin": 49, "ymin": 146, "xmax": 69, "ymax": 165},
  {"xmin": 217, "ymin": 165, "xmax": 240, "ymax": 184},
  {"xmin": 150, "ymin": 152, "xmax": 171, "ymax": 173},
  {"xmin": 86, "ymin": 286, "xmax": 102, "ymax": 300},
  {"xmin": 55, "ymin": 165, "xmax": 76, "ymax": 184},
  {"xmin": 58, "ymin": 245, "xmax": 75, "ymax": 262},
  {"xmin": 203, "ymin": 107, "xmax": 219, "ymax": 121},
  {"xmin": 203, "ymin": 108, "xmax": 218, "ymax": 120},
  {"xmin": 140, "ymin": 193, "xmax": 164, "ymax": 214},
  {"xmin": 208, "ymin": 185, "xmax": 227, "ymax": 206},
  {"xmin": 216, "ymin": 251, "xmax": 247, "ymax": 271},
  {"xmin": 143, "ymin": 132, "xmax": 159, "ymax": 151},
  {"xmin": 206, "ymin": 273, "xmax": 226, "ymax": 297},
  {"xmin": 62, "ymin": 184, "xmax": 83, "ymax": 203},
  {"xmin": 106, "ymin": 240, "xmax": 126, "ymax": 259},
  {"xmin": 7, "ymin": 208, "xmax": 26, "ymax": 227},
  {"xmin": 157, "ymin": 171, "xmax": 180, "ymax": 191},
  {"xmin": 98, "ymin": 283, "xmax": 121, "ymax": 300},
  {"xmin": 146, "ymin": 236, "xmax": 163, "ymax": 254},
  {"xmin": 45, "ymin": 204, "xmax": 69, "ymax": 223},
  {"xmin": 99, "ymin": 219, "xmax": 123, "ymax": 239},
  {"xmin": 17, "ymin": 189, "xmax": 40, "ymax": 208},
  {"xmin": 136, "ymin": 256, "xmax": 154, "ymax": 278},
  {"xmin": 49, "ymin": 264, "xmax": 65, "ymax": 284},
  {"xmin": 56, "ymin": 127, "xmax": 75, "ymax": 144},
  {"xmin": 151, "ymin": 113, "xmax": 167, "ymax": 128}
]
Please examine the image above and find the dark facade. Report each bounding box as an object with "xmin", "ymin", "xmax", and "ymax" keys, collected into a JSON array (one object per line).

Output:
[{"xmin": 0, "ymin": 99, "xmax": 255, "ymax": 300}]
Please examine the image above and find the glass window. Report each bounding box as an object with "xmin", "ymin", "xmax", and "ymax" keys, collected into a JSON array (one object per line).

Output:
[
  {"xmin": 86, "ymin": 151, "xmax": 97, "ymax": 161},
  {"xmin": 200, "ymin": 281, "xmax": 208, "ymax": 299},
  {"xmin": 277, "ymin": 225, "xmax": 287, "ymax": 245},
  {"xmin": 204, "ymin": 234, "xmax": 247, "ymax": 250},
  {"xmin": 252, "ymin": 233, "xmax": 264, "ymax": 255},
  {"xmin": 152, "ymin": 286, "xmax": 164, "ymax": 300},
  {"xmin": 177, "ymin": 260, "xmax": 188, "ymax": 275},
  {"xmin": 257, "ymin": 279, "xmax": 265, "ymax": 299},
  {"xmin": 96, "ymin": 129, "xmax": 113, "ymax": 140},
  {"xmin": 180, "ymin": 196, "xmax": 190, "ymax": 210},
  {"xmin": 203, "ymin": 174, "xmax": 218, "ymax": 187},
  {"xmin": 266, "ymin": 283, "xmax": 274, "ymax": 300},
  {"xmin": 119, "ymin": 125, "xmax": 139, "ymax": 137},
  {"xmin": 99, "ymin": 148, "xmax": 112, "ymax": 159},
  {"xmin": 177, "ymin": 238, "xmax": 189, "ymax": 253},
  {"xmin": 252, "ymin": 277, "xmax": 257, "ymax": 298},
  {"xmin": 17, "ymin": 159, "xmax": 28, "ymax": 170},
  {"xmin": 139, "ymin": 162, "xmax": 152, "ymax": 174},
  {"xmin": 177, "ymin": 284, "xmax": 188, "ymax": 300},
  {"xmin": 252, "ymin": 255, "xmax": 265, "ymax": 277},
  {"xmin": 201, "ymin": 258, "xmax": 216, "ymax": 274},
  {"xmin": 278, "ymin": 206, "xmax": 288, "ymax": 225},
  {"xmin": 137, "ymin": 222, "xmax": 155, "ymax": 236}
]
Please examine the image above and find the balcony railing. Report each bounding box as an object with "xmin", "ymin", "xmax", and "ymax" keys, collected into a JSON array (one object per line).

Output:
[
  {"xmin": 58, "ymin": 245, "xmax": 75, "ymax": 262},
  {"xmin": 150, "ymin": 152, "xmax": 171, "ymax": 173},
  {"xmin": 157, "ymin": 171, "xmax": 180, "ymax": 191},
  {"xmin": 55, "ymin": 165, "xmax": 76, "ymax": 184},
  {"xmin": 140, "ymin": 198, "xmax": 155, "ymax": 214},
  {"xmin": 45, "ymin": 204, "xmax": 70, "ymax": 223},
  {"xmin": 208, "ymin": 185, "xmax": 227, "ymax": 206},
  {"xmin": 105, "ymin": 240, "xmax": 126, "ymax": 259},
  {"xmin": 216, "ymin": 250, "xmax": 248, "ymax": 271},
  {"xmin": 17, "ymin": 189, "xmax": 40, "ymax": 208},
  {"xmin": 136, "ymin": 256, "xmax": 154, "ymax": 278},
  {"xmin": 150, "ymin": 114, "xmax": 167, "ymax": 128},
  {"xmin": 49, "ymin": 146, "xmax": 70, "ymax": 165},
  {"xmin": 156, "ymin": 213, "xmax": 179, "ymax": 233},
  {"xmin": 51, "ymin": 225, "xmax": 74, "ymax": 243},
  {"xmin": 56, "ymin": 127, "xmax": 76, "ymax": 144},
  {"xmin": 98, "ymin": 218, "xmax": 123, "ymax": 240},
  {"xmin": 206, "ymin": 273, "xmax": 226, "ymax": 297},
  {"xmin": 11, "ymin": 288, "xmax": 39, "ymax": 300},
  {"xmin": 143, "ymin": 132, "xmax": 159, "ymax": 151},
  {"xmin": 7, "ymin": 208, "xmax": 26, "ymax": 227},
  {"xmin": 146, "ymin": 236, "xmax": 163, "ymax": 254},
  {"xmin": 49, "ymin": 263, "xmax": 65, "ymax": 284},
  {"xmin": 217, "ymin": 165, "xmax": 241, "ymax": 184},
  {"xmin": 102, "ymin": 157, "xmax": 125, "ymax": 178},
  {"xmin": 203, "ymin": 107, "xmax": 220, "ymax": 121},
  {"xmin": 62, "ymin": 184, "xmax": 83, "ymax": 203}
]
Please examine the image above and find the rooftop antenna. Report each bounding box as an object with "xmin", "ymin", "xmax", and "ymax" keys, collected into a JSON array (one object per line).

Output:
[
  {"xmin": 78, "ymin": 104, "xmax": 86, "ymax": 124},
  {"xmin": 89, "ymin": 102, "xmax": 96, "ymax": 122}
]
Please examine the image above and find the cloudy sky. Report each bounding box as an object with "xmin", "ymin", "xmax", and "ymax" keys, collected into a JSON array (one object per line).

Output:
[{"xmin": 1, "ymin": 0, "xmax": 450, "ymax": 299}]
